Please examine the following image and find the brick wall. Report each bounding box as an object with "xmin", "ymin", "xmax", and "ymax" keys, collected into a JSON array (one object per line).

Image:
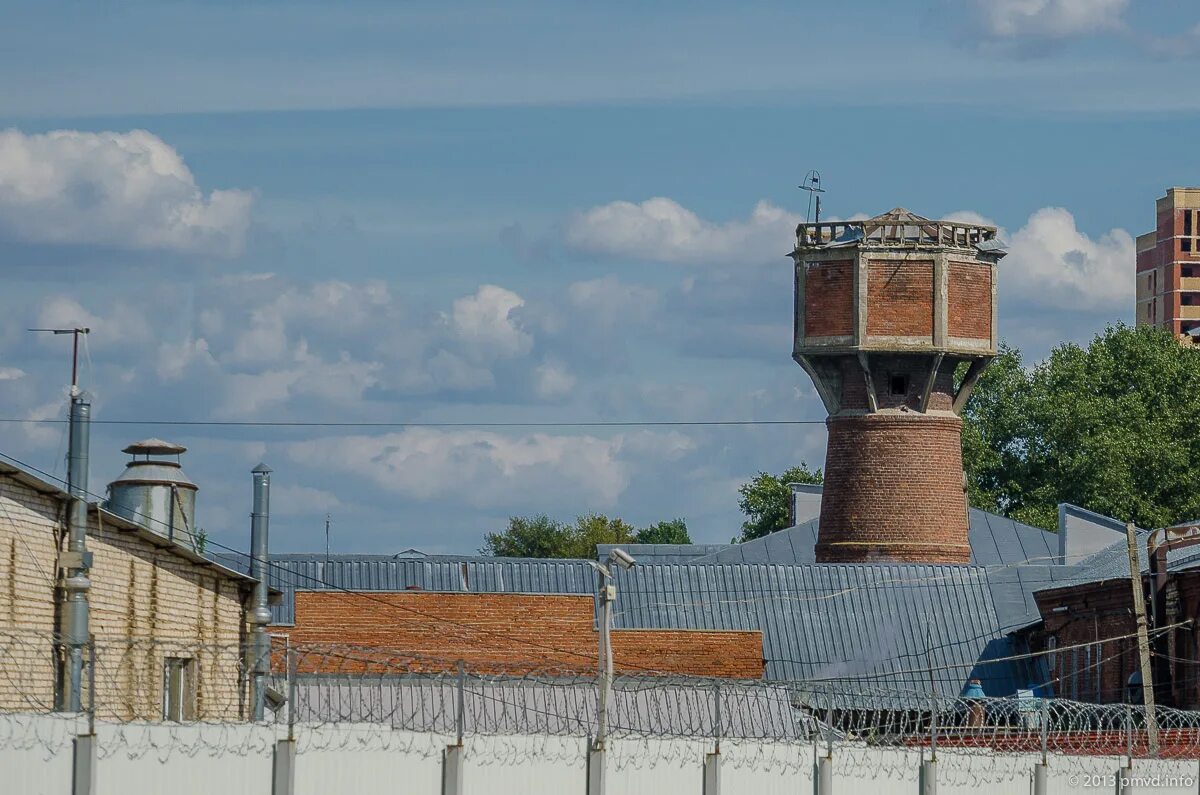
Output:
[
  {"xmin": 285, "ymin": 591, "xmax": 765, "ymax": 679},
  {"xmin": 816, "ymin": 413, "xmax": 970, "ymax": 564},
  {"xmin": 1036, "ymin": 581, "xmax": 1137, "ymax": 704},
  {"xmin": 804, "ymin": 260, "xmax": 854, "ymax": 337},
  {"xmin": 947, "ymin": 261, "xmax": 992, "ymax": 340},
  {"xmin": 0, "ymin": 472, "xmax": 247, "ymax": 719},
  {"xmin": 867, "ymin": 260, "xmax": 934, "ymax": 337}
]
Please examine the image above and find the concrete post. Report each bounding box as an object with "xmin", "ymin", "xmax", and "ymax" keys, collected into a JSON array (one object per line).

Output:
[
  {"xmin": 443, "ymin": 745, "xmax": 464, "ymax": 795},
  {"xmin": 1032, "ymin": 763, "xmax": 1046, "ymax": 795},
  {"xmin": 72, "ymin": 733, "xmax": 96, "ymax": 795},
  {"xmin": 919, "ymin": 759, "xmax": 936, "ymax": 795},
  {"xmin": 703, "ymin": 752, "xmax": 720, "ymax": 795},
  {"xmin": 816, "ymin": 756, "xmax": 832, "ymax": 794},
  {"xmin": 1115, "ymin": 764, "xmax": 1130, "ymax": 795},
  {"xmin": 587, "ymin": 743, "xmax": 605, "ymax": 795},
  {"xmin": 272, "ymin": 739, "xmax": 295, "ymax": 795}
]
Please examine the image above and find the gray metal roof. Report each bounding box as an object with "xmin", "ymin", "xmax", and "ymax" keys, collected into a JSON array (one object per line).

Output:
[
  {"xmin": 212, "ymin": 553, "xmax": 599, "ymax": 625},
  {"xmin": 609, "ymin": 562, "xmax": 1047, "ymax": 706},
  {"xmin": 691, "ymin": 509, "xmax": 1058, "ymax": 567},
  {"xmin": 245, "ymin": 549, "xmax": 1056, "ymax": 706},
  {"xmin": 595, "ymin": 543, "xmax": 730, "ymax": 565}
]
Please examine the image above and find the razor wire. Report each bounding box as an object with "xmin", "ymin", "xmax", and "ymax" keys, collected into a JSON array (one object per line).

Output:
[{"xmin": 3, "ymin": 629, "xmax": 1200, "ymax": 764}]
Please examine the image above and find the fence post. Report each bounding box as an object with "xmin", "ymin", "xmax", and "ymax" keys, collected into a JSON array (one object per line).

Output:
[
  {"xmin": 272, "ymin": 738, "xmax": 295, "ymax": 795},
  {"xmin": 922, "ymin": 698, "xmax": 937, "ymax": 795},
  {"xmin": 72, "ymin": 639, "xmax": 97, "ymax": 795},
  {"xmin": 444, "ymin": 662, "xmax": 465, "ymax": 795},
  {"xmin": 587, "ymin": 736, "xmax": 605, "ymax": 795},
  {"xmin": 703, "ymin": 683, "xmax": 721, "ymax": 795},
  {"xmin": 1032, "ymin": 698, "xmax": 1047, "ymax": 795}
]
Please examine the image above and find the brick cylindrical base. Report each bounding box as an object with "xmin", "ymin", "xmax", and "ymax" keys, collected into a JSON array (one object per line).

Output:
[{"xmin": 816, "ymin": 413, "xmax": 970, "ymax": 564}]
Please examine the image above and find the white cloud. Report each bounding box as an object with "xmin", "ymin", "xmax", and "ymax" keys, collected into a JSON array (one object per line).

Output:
[
  {"xmin": 0, "ymin": 128, "xmax": 252, "ymax": 256},
  {"xmin": 567, "ymin": 276, "xmax": 659, "ymax": 327},
  {"xmin": 564, "ymin": 198, "xmax": 799, "ymax": 267},
  {"xmin": 36, "ymin": 295, "xmax": 153, "ymax": 349},
  {"xmin": 287, "ymin": 430, "xmax": 645, "ymax": 509},
  {"xmin": 0, "ymin": 367, "xmax": 26, "ymax": 381},
  {"xmin": 271, "ymin": 484, "xmax": 342, "ymax": 516},
  {"xmin": 533, "ymin": 359, "xmax": 576, "ymax": 400},
  {"xmin": 995, "ymin": 207, "xmax": 1134, "ymax": 311},
  {"xmin": 444, "ymin": 285, "xmax": 532, "ymax": 359},
  {"xmin": 965, "ymin": 0, "xmax": 1128, "ymax": 40}
]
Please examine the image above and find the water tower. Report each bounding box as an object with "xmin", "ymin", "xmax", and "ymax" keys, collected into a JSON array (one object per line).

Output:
[{"xmin": 791, "ymin": 208, "xmax": 1005, "ymax": 563}]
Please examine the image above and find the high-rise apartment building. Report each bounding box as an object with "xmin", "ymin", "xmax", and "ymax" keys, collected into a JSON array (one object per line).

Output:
[{"xmin": 1136, "ymin": 188, "xmax": 1200, "ymax": 336}]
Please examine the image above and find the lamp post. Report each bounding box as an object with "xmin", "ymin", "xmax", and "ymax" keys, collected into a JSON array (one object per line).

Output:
[{"xmin": 588, "ymin": 548, "xmax": 636, "ymax": 795}]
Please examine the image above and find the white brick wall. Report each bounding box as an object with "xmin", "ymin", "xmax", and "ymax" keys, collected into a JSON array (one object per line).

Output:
[{"xmin": 0, "ymin": 473, "xmax": 248, "ymax": 719}]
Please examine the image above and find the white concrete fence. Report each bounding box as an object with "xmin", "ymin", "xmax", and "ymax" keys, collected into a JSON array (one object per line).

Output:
[{"xmin": 5, "ymin": 712, "xmax": 1200, "ymax": 795}]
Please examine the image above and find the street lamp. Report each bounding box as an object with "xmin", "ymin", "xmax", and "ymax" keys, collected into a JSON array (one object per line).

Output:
[{"xmin": 589, "ymin": 548, "xmax": 636, "ymax": 755}]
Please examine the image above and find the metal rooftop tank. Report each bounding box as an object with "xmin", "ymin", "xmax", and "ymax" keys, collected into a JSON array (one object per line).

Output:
[
  {"xmin": 791, "ymin": 208, "xmax": 1006, "ymax": 564},
  {"xmin": 105, "ymin": 438, "xmax": 200, "ymax": 550}
]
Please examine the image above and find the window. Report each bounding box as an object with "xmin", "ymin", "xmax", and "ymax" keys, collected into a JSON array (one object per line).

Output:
[
  {"xmin": 1183, "ymin": 293, "xmax": 1198, "ymax": 306},
  {"xmin": 163, "ymin": 657, "xmax": 196, "ymax": 721},
  {"xmin": 1184, "ymin": 267, "xmax": 1196, "ymax": 278},
  {"xmin": 888, "ymin": 374, "xmax": 908, "ymax": 396}
]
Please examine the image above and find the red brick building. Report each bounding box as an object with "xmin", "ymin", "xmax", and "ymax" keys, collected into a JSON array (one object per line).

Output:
[
  {"xmin": 1034, "ymin": 563, "xmax": 1200, "ymax": 709},
  {"xmin": 1136, "ymin": 187, "xmax": 1200, "ymax": 336},
  {"xmin": 280, "ymin": 589, "xmax": 765, "ymax": 679}
]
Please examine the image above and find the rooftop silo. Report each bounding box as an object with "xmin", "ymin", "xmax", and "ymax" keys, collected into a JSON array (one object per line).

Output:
[
  {"xmin": 105, "ymin": 439, "xmax": 200, "ymax": 550},
  {"xmin": 791, "ymin": 208, "xmax": 1005, "ymax": 564}
]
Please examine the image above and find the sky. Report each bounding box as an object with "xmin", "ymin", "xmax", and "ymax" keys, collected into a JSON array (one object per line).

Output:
[{"xmin": 2, "ymin": 0, "xmax": 1199, "ymax": 556}]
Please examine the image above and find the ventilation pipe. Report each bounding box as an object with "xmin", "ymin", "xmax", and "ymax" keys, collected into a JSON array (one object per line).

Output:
[
  {"xmin": 248, "ymin": 463, "xmax": 272, "ymax": 721},
  {"xmin": 60, "ymin": 392, "xmax": 92, "ymax": 712}
]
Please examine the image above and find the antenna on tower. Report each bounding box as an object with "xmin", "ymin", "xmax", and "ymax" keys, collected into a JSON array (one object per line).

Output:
[
  {"xmin": 800, "ymin": 170, "xmax": 825, "ymax": 225},
  {"xmin": 28, "ymin": 327, "xmax": 91, "ymax": 395},
  {"xmin": 325, "ymin": 513, "xmax": 332, "ymax": 561}
]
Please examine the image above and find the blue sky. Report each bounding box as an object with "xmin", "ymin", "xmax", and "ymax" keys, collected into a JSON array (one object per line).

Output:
[{"xmin": 2, "ymin": 0, "xmax": 1199, "ymax": 556}]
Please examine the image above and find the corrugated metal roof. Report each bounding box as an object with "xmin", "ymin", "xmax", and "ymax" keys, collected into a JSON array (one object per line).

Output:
[
  {"xmin": 609, "ymin": 562, "xmax": 1042, "ymax": 706},
  {"xmin": 595, "ymin": 543, "xmax": 730, "ymax": 565},
  {"xmin": 691, "ymin": 509, "xmax": 1058, "ymax": 566},
  {"xmin": 211, "ymin": 553, "xmax": 599, "ymax": 625},
  {"xmin": 248, "ymin": 549, "xmax": 1050, "ymax": 706}
]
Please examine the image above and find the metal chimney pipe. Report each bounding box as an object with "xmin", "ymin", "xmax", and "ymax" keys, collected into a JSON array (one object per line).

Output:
[
  {"xmin": 60, "ymin": 393, "xmax": 92, "ymax": 712},
  {"xmin": 248, "ymin": 463, "xmax": 273, "ymax": 721}
]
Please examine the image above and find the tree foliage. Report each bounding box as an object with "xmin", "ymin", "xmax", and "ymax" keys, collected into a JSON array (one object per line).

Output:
[
  {"xmin": 962, "ymin": 324, "xmax": 1200, "ymax": 531},
  {"xmin": 480, "ymin": 514, "xmax": 692, "ymax": 558},
  {"xmin": 735, "ymin": 463, "xmax": 823, "ymax": 542}
]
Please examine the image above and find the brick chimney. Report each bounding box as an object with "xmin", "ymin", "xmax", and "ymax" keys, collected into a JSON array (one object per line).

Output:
[{"xmin": 791, "ymin": 209, "xmax": 1004, "ymax": 564}]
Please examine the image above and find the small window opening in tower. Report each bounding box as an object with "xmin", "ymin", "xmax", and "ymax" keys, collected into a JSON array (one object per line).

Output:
[{"xmin": 889, "ymin": 374, "xmax": 908, "ymax": 396}]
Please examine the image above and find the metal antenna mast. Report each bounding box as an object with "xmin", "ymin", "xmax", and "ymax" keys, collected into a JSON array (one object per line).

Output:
[
  {"xmin": 800, "ymin": 170, "xmax": 825, "ymax": 225},
  {"xmin": 29, "ymin": 326, "xmax": 93, "ymax": 712},
  {"xmin": 29, "ymin": 327, "xmax": 91, "ymax": 394},
  {"xmin": 325, "ymin": 513, "xmax": 331, "ymax": 560}
]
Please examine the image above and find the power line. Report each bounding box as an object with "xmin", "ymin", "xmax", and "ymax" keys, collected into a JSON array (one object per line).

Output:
[{"xmin": 0, "ymin": 418, "xmax": 826, "ymax": 429}]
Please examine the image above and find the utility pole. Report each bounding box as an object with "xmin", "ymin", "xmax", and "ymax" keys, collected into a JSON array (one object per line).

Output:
[
  {"xmin": 588, "ymin": 548, "xmax": 635, "ymax": 795},
  {"xmin": 32, "ymin": 327, "xmax": 92, "ymax": 713},
  {"xmin": 325, "ymin": 513, "xmax": 331, "ymax": 561},
  {"xmin": 1125, "ymin": 521, "xmax": 1159, "ymax": 755}
]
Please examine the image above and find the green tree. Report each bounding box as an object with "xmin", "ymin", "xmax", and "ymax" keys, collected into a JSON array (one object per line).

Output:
[
  {"xmin": 569, "ymin": 514, "xmax": 637, "ymax": 558},
  {"xmin": 961, "ymin": 324, "xmax": 1200, "ymax": 531},
  {"xmin": 481, "ymin": 513, "xmax": 686, "ymax": 558},
  {"xmin": 479, "ymin": 514, "xmax": 574, "ymax": 557},
  {"xmin": 736, "ymin": 463, "xmax": 823, "ymax": 542},
  {"xmin": 634, "ymin": 518, "xmax": 691, "ymax": 545}
]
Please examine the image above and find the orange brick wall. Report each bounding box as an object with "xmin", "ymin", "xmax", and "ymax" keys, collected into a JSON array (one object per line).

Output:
[
  {"xmin": 285, "ymin": 591, "xmax": 764, "ymax": 679},
  {"xmin": 948, "ymin": 261, "xmax": 992, "ymax": 340},
  {"xmin": 804, "ymin": 260, "xmax": 854, "ymax": 337},
  {"xmin": 867, "ymin": 260, "xmax": 934, "ymax": 337}
]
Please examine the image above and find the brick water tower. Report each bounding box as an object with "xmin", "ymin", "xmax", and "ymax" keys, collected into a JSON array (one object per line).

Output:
[{"xmin": 791, "ymin": 208, "xmax": 1004, "ymax": 564}]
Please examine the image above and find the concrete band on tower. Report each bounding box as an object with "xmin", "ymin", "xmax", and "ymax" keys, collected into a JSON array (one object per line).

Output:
[{"xmin": 791, "ymin": 208, "xmax": 1006, "ymax": 565}]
